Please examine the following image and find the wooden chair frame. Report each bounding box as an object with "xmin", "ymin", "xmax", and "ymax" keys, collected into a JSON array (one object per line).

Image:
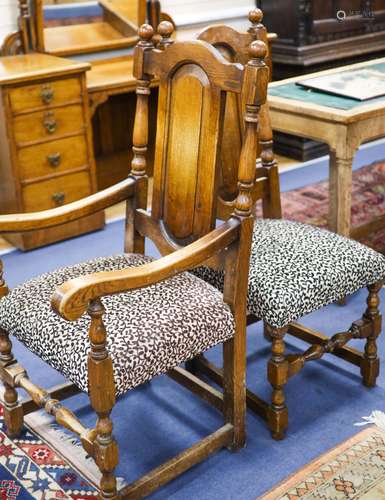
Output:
[
  {"xmin": 198, "ymin": 10, "xmax": 281, "ymax": 223},
  {"xmin": 0, "ymin": 22, "xmax": 269, "ymax": 498},
  {"xmin": 187, "ymin": 10, "xmax": 383, "ymax": 441}
]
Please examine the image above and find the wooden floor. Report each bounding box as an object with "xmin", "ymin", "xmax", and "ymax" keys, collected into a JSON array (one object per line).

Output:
[{"xmin": 0, "ymin": 155, "xmax": 298, "ymax": 254}]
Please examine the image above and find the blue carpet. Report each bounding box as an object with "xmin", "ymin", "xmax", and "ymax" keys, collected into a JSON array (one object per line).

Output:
[{"xmin": 3, "ymin": 144, "xmax": 385, "ymax": 498}]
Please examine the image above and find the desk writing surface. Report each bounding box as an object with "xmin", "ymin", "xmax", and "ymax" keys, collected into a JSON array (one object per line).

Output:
[
  {"xmin": 44, "ymin": 23, "xmax": 137, "ymax": 57},
  {"xmin": 86, "ymin": 56, "xmax": 135, "ymax": 93},
  {"xmin": 268, "ymin": 56, "xmax": 385, "ymax": 124},
  {"xmin": 269, "ymin": 63, "xmax": 385, "ymax": 111},
  {"xmin": 86, "ymin": 55, "xmax": 160, "ymax": 95}
]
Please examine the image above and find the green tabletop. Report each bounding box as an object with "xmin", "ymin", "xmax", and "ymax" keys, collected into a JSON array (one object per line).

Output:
[{"xmin": 268, "ymin": 62, "xmax": 385, "ymax": 111}]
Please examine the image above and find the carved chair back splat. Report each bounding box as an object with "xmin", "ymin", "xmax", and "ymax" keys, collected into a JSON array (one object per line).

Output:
[
  {"xmin": 198, "ymin": 9, "xmax": 282, "ymax": 221},
  {"xmin": 129, "ymin": 21, "xmax": 269, "ymax": 259}
]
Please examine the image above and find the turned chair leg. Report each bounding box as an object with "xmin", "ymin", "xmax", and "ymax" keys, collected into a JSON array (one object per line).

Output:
[
  {"xmin": 88, "ymin": 300, "xmax": 119, "ymax": 499},
  {"xmin": 361, "ymin": 282, "xmax": 382, "ymax": 388},
  {"xmin": 94, "ymin": 413, "xmax": 119, "ymax": 500},
  {"xmin": 0, "ymin": 328, "xmax": 23, "ymax": 438},
  {"xmin": 266, "ymin": 325, "xmax": 289, "ymax": 440}
]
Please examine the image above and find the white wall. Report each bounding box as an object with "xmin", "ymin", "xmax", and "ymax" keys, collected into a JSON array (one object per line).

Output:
[
  {"xmin": 162, "ymin": 0, "xmax": 255, "ymax": 26},
  {"xmin": 0, "ymin": 0, "xmax": 256, "ymax": 46},
  {"xmin": 0, "ymin": 0, "xmax": 18, "ymax": 45}
]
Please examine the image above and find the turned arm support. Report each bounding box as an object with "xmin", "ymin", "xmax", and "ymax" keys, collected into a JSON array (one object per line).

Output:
[
  {"xmin": 52, "ymin": 218, "xmax": 241, "ymax": 321},
  {"xmin": 0, "ymin": 178, "xmax": 136, "ymax": 233}
]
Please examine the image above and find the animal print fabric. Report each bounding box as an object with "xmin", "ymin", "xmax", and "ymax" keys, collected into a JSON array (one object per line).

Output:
[
  {"xmin": 0, "ymin": 254, "xmax": 235, "ymax": 397},
  {"xmin": 192, "ymin": 219, "xmax": 385, "ymax": 329}
]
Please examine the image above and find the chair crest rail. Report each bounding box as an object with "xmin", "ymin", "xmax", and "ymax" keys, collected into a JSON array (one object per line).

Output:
[{"xmin": 144, "ymin": 41, "xmax": 244, "ymax": 93}]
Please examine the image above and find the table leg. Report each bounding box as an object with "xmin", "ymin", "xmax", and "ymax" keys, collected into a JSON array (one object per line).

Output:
[{"xmin": 329, "ymin": 148, "xmax": 356, "ymax": 238}]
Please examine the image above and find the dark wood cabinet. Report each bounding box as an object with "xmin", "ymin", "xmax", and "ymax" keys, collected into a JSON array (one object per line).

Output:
[{"xmin": 257, "ymin": 0, "xmax": 385, "ymax": 160}]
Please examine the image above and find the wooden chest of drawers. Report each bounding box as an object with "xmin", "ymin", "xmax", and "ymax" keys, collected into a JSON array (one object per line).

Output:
[{"xmin": 0, "ymin": 54, "xmax": 104, "ymax": 250}]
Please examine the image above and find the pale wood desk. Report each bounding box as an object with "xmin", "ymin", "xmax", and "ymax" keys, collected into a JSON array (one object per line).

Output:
[
  {"xmin": 85, "ymin": 55, "xmax": 158, "ymax": 190},
  {"xmin": 87, "ymin": 56, "xmax": 136, "ymax": 113},
  {"xmin": 268, "ymin": 57, "xmax": 385, "ymax": 240},
  {"xmin": 0, "ymin": 53, "xmax": 104, "ymax": 250}
]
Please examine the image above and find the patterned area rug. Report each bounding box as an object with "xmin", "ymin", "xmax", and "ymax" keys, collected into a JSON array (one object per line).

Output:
[
  {"xmin": 0, "ymin": 405, "xmax": 97, "ymax": 499},
  {"xmin": 257, "ymin": 160, "xmax": 385, "ymax": 252},
  {"xmin": 261, "ymin": 426, "xmax": 385, "ymax": 499}
]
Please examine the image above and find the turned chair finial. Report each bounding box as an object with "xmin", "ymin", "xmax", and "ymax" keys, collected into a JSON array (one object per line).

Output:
[
  {"xmin": 158, "ymin": 20, "xmax": 174, "ymax": 38},
  {"xmin": 249, "ymin": 9, "xmax": 263, "ymax": 26},
  {"xmin": 249, "ymin": 40, "xmax": 267, "ymax": 62},
  {"xmin": 157, "ymin": 21, "xmax": 174, "ymax": 49},
  {"xmin": 138, "ymin": 23, "xmax": 154, "ymax": 45},
  {"xmin": 248, "ymin": 9, "xmax": 266, "ymax": 40}
]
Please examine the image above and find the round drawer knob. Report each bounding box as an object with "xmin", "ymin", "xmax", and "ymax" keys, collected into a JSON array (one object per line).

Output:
[
  {"xmin": 47, "ymin": 152, "xmax": 61, "ymax": 167},
  {"xmin": 41, "ymin": 85, "xmax": 54, "ymax": 105},
  {"xmin": 52, "ymin": 192, "xmax": 65, "ymax": 206}
]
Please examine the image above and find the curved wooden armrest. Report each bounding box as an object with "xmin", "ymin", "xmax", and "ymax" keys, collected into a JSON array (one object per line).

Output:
[
  {"xmin": 52, "ymin": 218, "xmax": 240, "ymax": 321},
  {"xmin": 0, "ymin": 178, "xmax": 135, "ymax": 233}
]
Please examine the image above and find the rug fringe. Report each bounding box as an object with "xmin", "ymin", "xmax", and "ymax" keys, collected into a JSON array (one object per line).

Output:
[
  {"xmin": 355, "ymin": 410, "xmax": 385, "ymax": 430},
  {"xmin": 26, "ymin": 410, "xmax": 127, "ymax": 489}
]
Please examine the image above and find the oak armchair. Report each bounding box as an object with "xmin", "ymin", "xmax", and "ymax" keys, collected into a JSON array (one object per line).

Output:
[
  {"xmin": 0, "ymin": 22, "xmax": 269, "ymax": 498},
  {"xmin": 189, "ymin": 11, "xmax": 385, "ymax": 441}
]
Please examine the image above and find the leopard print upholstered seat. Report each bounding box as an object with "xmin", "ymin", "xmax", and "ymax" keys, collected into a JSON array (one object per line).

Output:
[
  {"xmin": 0, "ymin": 254, "xmax": 235, "ymax": 397},
  {"xmin": 193, "ymin": 219, "xmax": 385, "ymax": 329}
]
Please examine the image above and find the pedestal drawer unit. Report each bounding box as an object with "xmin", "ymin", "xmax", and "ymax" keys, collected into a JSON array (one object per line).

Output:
[{"xmin": 0, "ymin": 53, "xmax": 105, "ymax": 250}]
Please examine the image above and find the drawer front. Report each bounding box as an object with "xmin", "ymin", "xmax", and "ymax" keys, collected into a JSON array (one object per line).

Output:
[
  {"xmin": 14, "ymin": 105, "xmax": 84, "ymax": 145},
  {"xmin": 22, "ymin": 172, "xmax": 92, "ymax": 212},
  {"xmin": 18, "ymin": 135, "xmax": 88, "ymax": 181},
  {"xmin": 9, "ymin": 78, "xmax": 82, "ymax": 114}
]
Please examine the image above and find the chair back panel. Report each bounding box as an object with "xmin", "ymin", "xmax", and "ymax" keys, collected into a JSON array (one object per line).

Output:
[
  {"xmin": 146, "ymin": 41, "xmax": 243, "ymax": 245},
  {"xmin": 198, "ymin": 26, "xmax": 254, "ymax": 211},
  {"xmin": 130, "ymin": 23, "xmax": 268, "ymax": 255},
  {"xmin": 161, "ymin": 65, "xmax": 218, "ymax": 240}
]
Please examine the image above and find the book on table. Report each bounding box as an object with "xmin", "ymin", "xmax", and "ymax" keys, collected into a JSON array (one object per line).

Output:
[{"xmin": 296, "ymin": 68, "xmax": 385, "ymax": 101}]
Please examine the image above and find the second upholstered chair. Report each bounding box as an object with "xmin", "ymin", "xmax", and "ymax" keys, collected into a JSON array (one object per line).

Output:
[
  {"xmin": 0, "ymin": 23, "xmax": 269, "ymax": 498},
  {"xmin": 189, "ymin": 10, "xmax": 385, "ymax": 441}
]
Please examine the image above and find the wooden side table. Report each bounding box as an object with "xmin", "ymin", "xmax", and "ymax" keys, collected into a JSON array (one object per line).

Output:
[
  {"xmin": 268, "ymin": 57, "xmax": 385, "ymax": 240},
  {"xmin": 0, "ymin": 53, "xmax": 105, "ymax": 250}
]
